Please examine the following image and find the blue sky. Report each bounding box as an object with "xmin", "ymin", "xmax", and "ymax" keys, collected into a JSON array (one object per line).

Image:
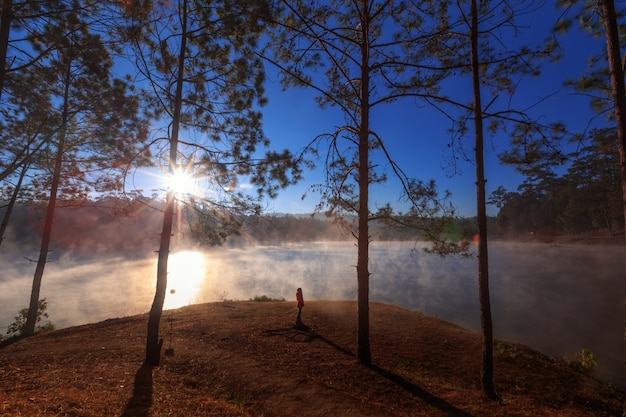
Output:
[
  {"xmin": 256, "ymin": 10, "xmax": 606, "ymax": 217},
  {"xmin": 130, "ymin": 3, "xmax": 609, "ymax": 218}
]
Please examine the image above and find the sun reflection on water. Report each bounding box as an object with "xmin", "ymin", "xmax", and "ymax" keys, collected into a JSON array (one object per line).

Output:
[{"xmin": 164, "ymin": 251, "xmax": 206, "ymax": 310}]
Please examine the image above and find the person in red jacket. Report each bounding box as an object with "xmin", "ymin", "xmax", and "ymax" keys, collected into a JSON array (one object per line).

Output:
[{"xmin": 295, "ymin": 287, "xmax": 304, "ymax": 326}]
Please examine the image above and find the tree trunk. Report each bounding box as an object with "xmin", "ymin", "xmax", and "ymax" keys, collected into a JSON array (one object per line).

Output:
[
  {"xmin": 598, "ymin": 2, "xmax": 626, "ymax": 414},
  {"xmin": 145, "ymin": 189, "xmax": 174, "ymax": 365},
  {"xmin": 356, "ymin": 0, "xmax": 371, "ymax": 365},
  {"xmin": 0, "ymin": 0, "xmax": 12, "ymax": 100},
  {"xmin": 0, "ymin": 159, "xmax": 27, "ymax": 247},
  {"xmin": 601, "ymin": 0, "xmax": 626, "ymax": 238},
  {"xmin": 470, "ymin": 0, "xmax": 497, "ymax": 400},
  {"xmin": 145, "ymin": 0, "xmax": 187, "ymax": 366},
  {"xmin": 24, "ymin": 67, "xmax": 71, "ymax": 336}
]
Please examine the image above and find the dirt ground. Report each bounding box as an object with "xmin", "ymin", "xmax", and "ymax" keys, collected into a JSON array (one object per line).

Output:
[{"xmin": 0, "ymin": 300, "xmax": 623, "ymax": 416}]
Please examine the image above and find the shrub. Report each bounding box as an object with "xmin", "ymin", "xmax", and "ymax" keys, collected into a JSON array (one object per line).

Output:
[
  {"xmin": 5, "ymin": 298, "xmax": 56, "ymax": 341},
  {"xmin": 567, "ymin": 348, "xmax": 598, "ymax": 374},
  {"xmin": 251, "ymin": 295, "xmax": 285, "ymax": 302}
]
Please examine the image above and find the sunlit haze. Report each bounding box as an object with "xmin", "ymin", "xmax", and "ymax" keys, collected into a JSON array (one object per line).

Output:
[
  {"xmin": 163, "ymin": 251, "xmax": 206, "ymax": 310},
  {"xmin": 0, "ymin": 242, "xmax": 622, "ymax": 387}
]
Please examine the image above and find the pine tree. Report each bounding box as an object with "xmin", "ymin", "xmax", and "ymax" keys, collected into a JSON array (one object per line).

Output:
[
  {"xmin": 121, "ymin": 0, "xmax": 299, "ymax": 366},
  {"xmin": 14, "ymin": 2, "xmax": 148, "ymax": 335},
  {"xmin": 266, "ymin": 0, "xmax": 462, "ymax": 364},
  {"xmin": 430, "ymin": 0, "xmax": 557, "ymax": 398}
]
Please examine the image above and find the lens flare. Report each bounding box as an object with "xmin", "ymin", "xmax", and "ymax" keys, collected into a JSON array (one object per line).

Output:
[{"xmin": 167, "ymin": 168, "xmax": 196, "ymax": 196}]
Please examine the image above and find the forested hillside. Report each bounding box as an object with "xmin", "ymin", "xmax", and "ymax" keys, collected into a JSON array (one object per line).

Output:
[
  {"xmin": 0, "ymin": 198, "xmax": 351, "ymax": 256},
  {"xmin": 1, "ymin": 182, "xmax": 621, "ymax": 259},
  {"xmin": 0, "ymin": 197, "xmax": 491, "ymax": 256},
  {"xmin": 493, "ymin": 128, "xmax": 624, "ymax": 237}
]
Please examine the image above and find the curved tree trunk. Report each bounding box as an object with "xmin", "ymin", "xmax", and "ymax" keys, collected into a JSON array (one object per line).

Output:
[
  {"xmin": 145, "ymin": 0, "xmax": 187, "ymax": 367},
  {"xmin": 24, "ymin": 65, "xmax": 71, "ymax": 336}
]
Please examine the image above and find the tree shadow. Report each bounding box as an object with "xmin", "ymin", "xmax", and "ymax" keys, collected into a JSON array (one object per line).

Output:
[
  {"xmin": 366, "ymin": 363, "xmax": 475, "ymax": 417},
  {"xmin": 265, "ymin": 326, "xmax": 474, "ymax": 416},
  {"xmin": 309, "ymin": 331, "xmax": 354, "ymax": 357},
  {"xmin": 312, "ymin": 332, "xmax": 474, "ymax": 417},
  {"xmin": 120, "ymin": 362, "xmax": 153, "ymax": 417}
]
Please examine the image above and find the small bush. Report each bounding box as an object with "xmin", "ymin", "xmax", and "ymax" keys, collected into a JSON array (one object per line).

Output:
[
  {"xmin": 250, "ymin": 295, "xmax": 285, "ymax": 302},
  {"xmin": 218, "ymin": 291, "xmax": 238, "ymax": 307},
  {"xmin": 567, "ymin": 348, "xmax": 598, "ymax": 374},
  {"xmin": 4, "ymin": 298, "xmax": 55, "ymax": 341},
  {"xmin": 495, "ymin": 341, "xmax": 521, "ymax": 359}
]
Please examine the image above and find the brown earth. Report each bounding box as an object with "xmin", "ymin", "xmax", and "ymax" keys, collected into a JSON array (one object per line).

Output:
[{"xmin": 0, "ymin": 300, "xmax": 623, "ymax": 416}]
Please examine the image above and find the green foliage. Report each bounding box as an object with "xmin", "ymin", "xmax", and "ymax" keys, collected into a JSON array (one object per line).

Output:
[
  {"xmin": 494, "ymin": 341, "xmax": 522, "ymax": 360},
  {"xmin": 125, "ymin": 0, "xmax": 298, "ymax": 202},
  {"xmin": 2, "ymin": 3, "xmax": 150, "ymax": 202},
  {"xmin": 4, "ymin": 299, "xmax": 55, "ymax": 341},
  {"xmin": 567, "ymin": 349, "xmax": 598, "ymax": 374},
  {"xmin": 250, "ymin": 295, "xmax": 285, "ymax": 302},
  {"xmin": 266, "ymin": 0, "xmax": 462, "ymax": 255},
  {"xmin": 495, "ymin": 128, "xmax": 624, "ymax": 235},
  {"xmin": 555, "ymin": 1, "xmax": 626, "ymax": 116},
  {"xmin": 186, "ymin": 198, "xmax": 243, "ymax": 247}
]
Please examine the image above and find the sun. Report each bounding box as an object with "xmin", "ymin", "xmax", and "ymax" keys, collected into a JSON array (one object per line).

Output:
[{"xmin": 167, "ymin": 168, "xmax": 196, "ymax": 196}]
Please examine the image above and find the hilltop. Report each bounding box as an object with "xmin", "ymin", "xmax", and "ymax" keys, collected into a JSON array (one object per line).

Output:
[{"xmin": 0, "ymin": 301, "xmax": 622, "ymax": 416}]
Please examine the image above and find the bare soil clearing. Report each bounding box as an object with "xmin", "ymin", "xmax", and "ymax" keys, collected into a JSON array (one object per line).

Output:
[{"xmin": 0, "ymin": 301, "xmax": 622, "ymax": 416}]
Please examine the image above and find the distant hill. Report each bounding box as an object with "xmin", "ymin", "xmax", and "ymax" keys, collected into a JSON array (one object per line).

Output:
[
  {"xmin": 1, "ymin": 199, "xmax": 447, "ymax": 257},
  {"xmin": 1, "ymin": 199, "xmax": 164, "ymax": 258}
]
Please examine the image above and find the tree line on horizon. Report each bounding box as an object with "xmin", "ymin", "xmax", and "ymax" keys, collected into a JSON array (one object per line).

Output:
[
  {"xmin": 1, "ymin": 0, "xmax": 625, "ymax": 406},
  {"xmin": 491, "ymin": 127, "xmax": 624, "ymax": 237},
  {"xmin": 0, "ymin": 196, "xmax": 488, "ymax": 252},
  {"xmin": 4, "ymin": 183, "xmax": 622, "ymax": 257}
]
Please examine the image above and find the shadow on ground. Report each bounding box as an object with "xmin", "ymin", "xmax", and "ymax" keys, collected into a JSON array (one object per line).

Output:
[
  {"xmin": 267, "ymin": 324, "xmax": 475, "ymax": 417},
  {"xmin": 120, "ymin": 362, "xmax": 153, "ymax": 417}
]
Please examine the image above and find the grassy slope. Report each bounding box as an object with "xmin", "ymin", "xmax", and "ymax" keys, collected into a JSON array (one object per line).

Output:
[{"xmin": 0, "ymin": 300, "xmax": 623, "ymax": 417}]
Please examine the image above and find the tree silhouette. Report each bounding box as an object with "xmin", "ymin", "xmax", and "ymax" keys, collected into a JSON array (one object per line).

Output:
[
  {"xmin": 429, "ymin": 0, "xmax": 557, "ymax": 398},
  {"xmin": 121, "ymin": 0, "xmax": 300, "ymax": 366},
  {"xmin": 14, "ymin": 4, "xmax": 148, "ymax": 335},
  {"xmin": 266, "ymin": 0, "xmax": 463, "ymax": 364},
  {"xmin": 556, "ymin": 0, "xmax": 626, "ymax": 238}
]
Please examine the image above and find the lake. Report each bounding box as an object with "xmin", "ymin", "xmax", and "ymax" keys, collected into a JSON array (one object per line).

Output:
[{"xmin": 0, "ymin": 241, "xmax": 623, "ymax": 387}]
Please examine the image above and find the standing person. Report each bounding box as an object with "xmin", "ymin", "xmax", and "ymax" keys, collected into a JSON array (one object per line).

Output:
[{"xmin": 295, "ymin": 287, "xmax": 304, "ymax": 326}]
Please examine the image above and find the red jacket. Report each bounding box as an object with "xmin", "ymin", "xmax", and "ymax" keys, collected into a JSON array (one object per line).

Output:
[{"xmin": 296, "ymin": 291, "xmax": 304, "ymax": 308}]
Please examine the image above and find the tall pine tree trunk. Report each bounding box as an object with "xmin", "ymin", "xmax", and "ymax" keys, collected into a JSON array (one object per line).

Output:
[
  {"xmin": 0, "ymin": 0, "xmax": 12, "ymax": 100},
  {"xmin": 145, "ymin": 0, "xmax": 187, "ymax": 367},
  {"xmin": 356, "ymin": 0, "xmax": 371, "ymax": 365},
  {"xmin": 601, "ymin": 0, "xmax": 626, "ymax": 237},
  {"xmin": 598, "ymin": 1, "xmax": 626, "ymax": 414},
  {"xmin": 24, "ymin": 67, "xmax": 71, "ymax": 336},
  {"xmin": 470, "ymin": 0, "xmax": 497, "ymax": 400}
]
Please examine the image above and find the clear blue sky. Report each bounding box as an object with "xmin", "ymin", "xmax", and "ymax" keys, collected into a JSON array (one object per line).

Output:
[
  {"xmin": 257, "ymin": 9, "xmax": 606, "ymax": 217},
  {"xmin": 130, "ymin": 3, "xmax": 608, "ymax": 218}
]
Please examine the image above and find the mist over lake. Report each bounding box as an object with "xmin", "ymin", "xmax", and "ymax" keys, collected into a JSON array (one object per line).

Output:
[{"xmin": 0, "ymin": 241, "xmax": 623, "ymax": 386}]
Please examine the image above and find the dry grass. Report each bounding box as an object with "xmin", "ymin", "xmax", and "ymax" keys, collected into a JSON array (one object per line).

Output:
[{"xmin": 0, "ymin": 300, "xmax": 623, "ymax": 416}]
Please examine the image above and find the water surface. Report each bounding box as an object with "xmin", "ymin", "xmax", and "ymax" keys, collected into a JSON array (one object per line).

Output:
[{"xmin": 0, "ymin": 241, "xmax": 623, "ymax": 386}]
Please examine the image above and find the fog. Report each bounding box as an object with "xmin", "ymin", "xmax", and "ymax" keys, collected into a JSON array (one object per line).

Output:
[{"xmin": 0, "ymin": 241, "xmax": 623, "ymax": 386}]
